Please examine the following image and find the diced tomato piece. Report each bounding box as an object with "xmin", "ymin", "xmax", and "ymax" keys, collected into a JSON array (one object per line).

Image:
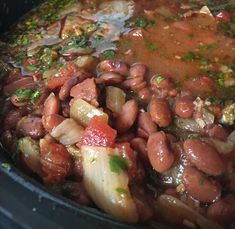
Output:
[
  {"xmin": 82, "ymin": 116, "xmax": 117, "ymax": 147},
  {"xmin": 115, "ymin": 142, "xmax": 137, "ymax": 182},
  {"xmin": 40, "ymin": 139, "xmax": 71, "ymax": 184}
]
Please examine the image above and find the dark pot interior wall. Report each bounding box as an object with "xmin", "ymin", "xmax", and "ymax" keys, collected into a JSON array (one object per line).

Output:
[{"xmin": 0, "ymin": 0, "xmax": 43, "ymax": 33}]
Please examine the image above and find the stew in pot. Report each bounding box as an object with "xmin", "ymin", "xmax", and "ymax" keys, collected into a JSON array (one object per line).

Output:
[{"xmin": 0, "ymin": 0, "xmax": 235, "ymax": 228}]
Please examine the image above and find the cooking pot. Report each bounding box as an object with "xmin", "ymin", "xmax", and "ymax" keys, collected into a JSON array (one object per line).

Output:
[{"xmin": 0, "ymin": 1, "xmax": 171, "ymax": 228}]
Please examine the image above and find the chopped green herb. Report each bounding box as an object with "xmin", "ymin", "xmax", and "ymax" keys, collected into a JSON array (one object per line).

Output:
[
  {"xmin": 30, "ymin": 90, "xmax": 41, "ymax": 103},
  {"xmin": 26, "ymin": 65, "xmax": 37, "ymax": 71},
  {"xmin": 102, "ymin": 50, "xmax": 115, "ymax": 59},
  {"xmin": 15, "ymin": 88, "xmax": 33, "ymax": 101},
  {"xmin": 67, "ymin": 34, "xmax": 89, "ymax": 49},
  {"xmin": 155, "ymin": 75, "xmax": 165, "ymax": 84},
  {"xmin": 145, "ymin": 40, "xmax": 157, "ymax": 51},
  {"xmin": 135, "ymin": 17, "xmax": 155, "ymax": 28},
  {"xmin": 87, "ymin": 24, "xmax": 98, "ymax": 33},
  {"xmin": 109, "ymin": 155, "xmax": 129, "ymax": 174},
  {"xmin": 92, "ymin": 34, "xmax": 103, "ymax": 41},
  {"xmin": 181, "ymin": 51, "xmax": 197, "ymax": 61},
  {"xmin": 207, "ymin": 96, "xmax": 224, "ymax": 105},
  {"xmin": 217, "ymin": 72, "xmax": 225, "ymax": 87},
  {"xmin": 116, "ymin": 187, "xmax": 127, "ymax": 196},
  {"xmin": 1, "ymin": 163, "xmax": 11, "ymax": 171},
  {"xmin": 15, "ymin": 88, "xmax": 40, "ymax": 103},
  {"xmin": 16, "ymin": 52, "xmax": 27, "ymax": 59},
  {"xmin": 199, "ymin": 43, "xmax": 217, "ymax": 51}
]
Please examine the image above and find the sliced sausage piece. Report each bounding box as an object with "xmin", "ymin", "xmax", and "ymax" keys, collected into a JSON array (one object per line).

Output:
[
  {"xmin": 42, "ymin": 114, "xmax": 65, "ymax": 133},
  {"xmin": 17, "ymin": 116, "xmax": 45, "ymax": 139},
  {"xmin": 147, "ymin": 132, "xmax": 174, "ymax": 173},
  {"xmin": 183, "ymin": 139, "xmax": 226, "ymax": 176},
  {"xmin": 207, "ymin": 195, "xmax": 235, "ymax": 224},
  {"xmin": 43, "ymin": 93, "xmax": 60, "ymax": 116},
  {"xmin": 149, "ymin": 98, "xmax": 172, "ymax": 127},
  {"xmin": 115, "ymin": 100, "xmax": 138, "ymax": 133},
  {"xmin": 183, "ymin": 166, "xmax": 221, "ymax": 203},
  {"xmin": 70, "ymin": 78, "xmax": 98, "ymax": 104},
  {"xmin": 137, "ymin": 112, "xmax": 157, "ymax": 139}
]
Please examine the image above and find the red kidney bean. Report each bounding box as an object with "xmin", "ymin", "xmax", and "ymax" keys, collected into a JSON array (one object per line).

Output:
[
  {"xmin": 98, "ymin": 60, "xmax": 129, "ymax": 76},
  {"xmin": 216, "ymin": 10, "xmax": 231, "ymax": 22},
  {"xmin": 10, "ymin": 95, "xmax": 28, "ymax": 107},
  {"xmin": 17, "ymin": 116, "xmax": 45, "ymax": 139},
  {"xmin": 4, "ymin": 109, "xmax": 24, "ymax": 130},
  {"xmin": 122, "ymin": 77, "xmax": 144, "ymax": 89},
  {"xmin": 202, "ymin": 124, "xmax": 229, "ymax": 141},
  {"xmin": 42, "ymin": 114, "xmax": 65, "ymax": 133},
  {"xmin": 183, "ymin": 139, "xmax": 226, "ymax": 176},
  {"xmin": 3, "ymin": 77, "xmax": 36, "ymax": 95},
  {"xmin": 0, "ymin": 130, "xmax": 17, "ymax": 153},
  {"xmin": 138, "ymin": 88, "xmax": 152, "ymax": 100},
  {"xmin": 116, "ymin": 133, "xmax": 135, "ymax": 142},
  {"xmin": 172, "ymin": 21, "xmax": 193, "ymax": 34},
  {"xmin": 59, "ymin": 76, "xmax": 79, "ymax": 101},
  {"xmin": 184, "ymin": 76, "xmax": 216, "ymax": 97},
  {"xmin": 115, "ymin": 100, "xmax": 138, "ymax": 133},
  {"xmin": 149, "ymin": 98, "xmax": 172, "ymax": 127},
  {"xmin": 151, "ymin": 75, "xmax": 174, "ymax": 90},
  {"xmin": 70, "ymin": 78, "xmax": 98, "ymax": 103},
  {"xmin": 35, "ymin": 87, "xmax": 49, "ymax": 106},
  {"xmin": 207, "ymin": 195, "xmax": 235, "ymax": 224},
  {"xmin": 129, "ymin": 63, "xmax": 147, "ymax": 79},
  {"xmin": 61, "ymin": 101, "xmax": 70, "ymax": 118},
  {"xmin": 137, "ymin": 112, "xmax": 157, "ymax": 139},
  {"xmin": 147, "ymin": 132, "xmax": 174, "ymax": 173},
  {"xmin": 175, "ymin": 96, "xmax": 194, "ymax": 118},
  {"xmin": 96, "ymin": 72, "xmax": 123, "ymax": 85},
  {"xmin": 166, "ymin": 133, "xmax": 177, "ymax": 143},
  {"xmin": 131, "ymin": 137, "xmax": 148, "ymax": 164},
  {"xmin": 183, "ymin": 166, "xmax": 221, "ymax": 203},
  {"xmin": 43, "ymin": 93, "xmax": 60, "ymax": 116}
]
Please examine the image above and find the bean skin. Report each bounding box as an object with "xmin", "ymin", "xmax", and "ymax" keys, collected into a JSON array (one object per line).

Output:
[
  {"xmin": 147, "ymin": 132, "xmax": 174, "ymax": 173},
  {"xmin": 43, "ymin": 93, "xmax": 60, "ymax": 116},
  {"xmin": 137, "ymin": 112, "xmax": 157, "ymax": 139},
  {"xmin": 207, "ymin": 195, "xmax": 235, "ymax": 224},
  {"xmin": 96, "ymin": 72, "xmax": 123, "ymax": 85},
  {"xmin": 17, "ymin": 116, "xmax": 45, "ymax": 139},
  {"xmin": 183, "ymin": 166, "xmax": 221, "ymax": 203},
  {"xmin": 138, "ymin": 88, "xmax": 152, "ymax": 100},
  {"xmin": 4, "ymin": 109, "xmax": 24, "ymax": 130},
  {"xmin": 115, "ymin": 100, "xmax": 138, "ymax": 133},
  {"xmin": 175, "ymin": 96, "xmax": 194, "ymax": 118},
  {"xmin": 98, "ymin": 60, "xmax": 129, "ymax": 76},
  {"xmin": 131, "ymin": 137, "xmax": 148, "ymax": 163},
  {"xmin": 183, "ymin": 139, "xmax": 226, "ymax": 176},
  {"xmin": 149, "ymin": 98, "xmax": 172, "ymax": 127},
  {"xmin": 42, "ymin": 114, "xmax": 65, "ymax": 133},
  {"xmin": 129, "ymin": 63, "xmax": 147, "ymax": 79},
  {"xmin": 59, "ymin": 76, "xmax": 79, "ymax": 101}
]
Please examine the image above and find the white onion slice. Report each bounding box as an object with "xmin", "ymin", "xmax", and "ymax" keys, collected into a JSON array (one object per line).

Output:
[
  {"xmin": 51, "ymin": 119, "xmax": 84, "ymax": 146},
  {"xmin": 81, "ymin": 146, "xmax": 138, "ymax": 223}
]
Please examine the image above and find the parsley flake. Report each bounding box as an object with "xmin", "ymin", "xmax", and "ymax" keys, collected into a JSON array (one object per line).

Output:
[{"xmin": 109, "ymin": 155, "xmax": 129, "ymax": 174}]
